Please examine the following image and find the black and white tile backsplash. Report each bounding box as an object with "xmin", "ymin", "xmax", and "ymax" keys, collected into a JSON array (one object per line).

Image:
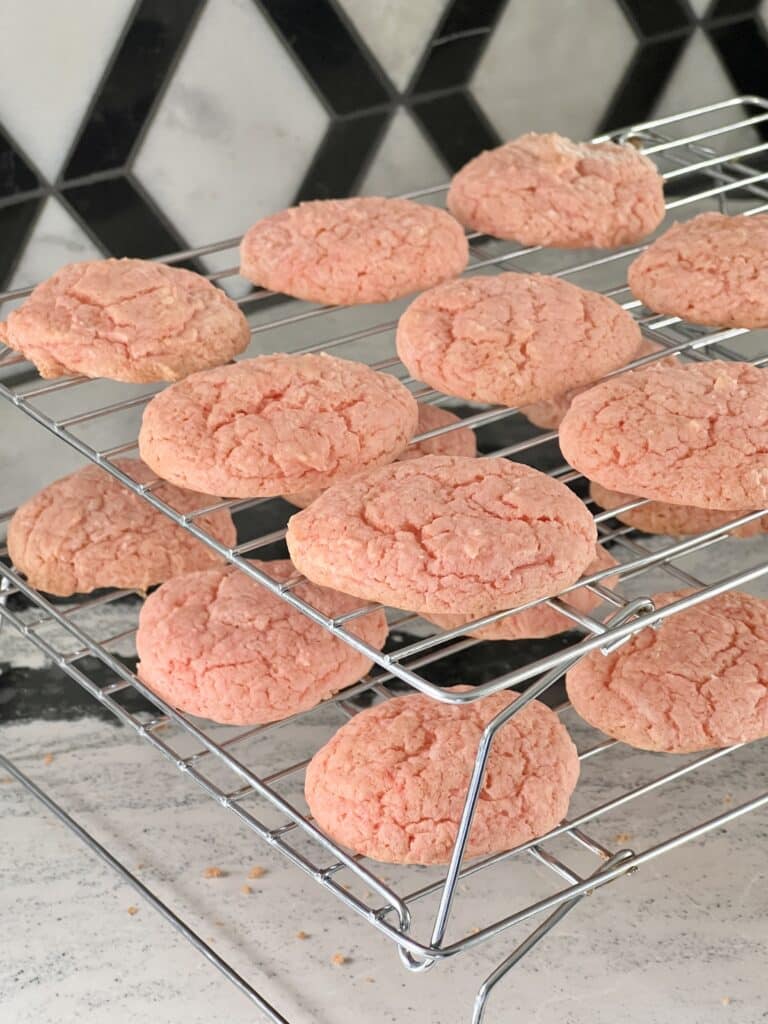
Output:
[{"xmin": 0, "ymin": 0, "xmax": 767, "ymax": 292}]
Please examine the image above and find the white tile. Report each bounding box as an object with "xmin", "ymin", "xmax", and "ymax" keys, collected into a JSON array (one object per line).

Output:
[
  {"xmin": 0, "ymin": 0, "xmax": 134, "ymax": 180},
  {"xmin": 133, "ymin": 0, "xmax": 329, "ymax": 269},
  {"xmin": 654, "ymin": 29, "xmax": 736, "ymax": 121},
  {"xmin": 2, "ymin": 197, "xmax": 102, "ymax": 317},
  {"xmin": 471, "ymin": 0, "xmax": 636, "ymax": 141},
  {"xmin": 359, "ymin": 109, "xmax": 447, "ymax": 196},
  {"xmin": 338, "ymin": 0, "xmax": 446, "ymax": 90}
]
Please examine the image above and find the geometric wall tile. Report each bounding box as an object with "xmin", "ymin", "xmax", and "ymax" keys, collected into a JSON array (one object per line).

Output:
[
  {"xmin": 0, "ymin": 0, "xmax": 134, "ymax": 180},
  {"xmin": 4, "ymin": 198, "xmax": 103, "ymax": 313},
  {"xmin": 133, "ymin": 0, "xmax": 328, "ymax": 249},
  {"xmin": 337, "ymin": 0, "xmax": 447, "ymax": 91},
  {"xmin": 472, "ymin": 0, "xmax": 636, "ymax": 141},
  {"xmin": 360, "ymin": 109, "xmax": 448, "ymax": 196},
  {"xmin": 654, "ymin": 28, "xmax": 739, "ymax": 121}
]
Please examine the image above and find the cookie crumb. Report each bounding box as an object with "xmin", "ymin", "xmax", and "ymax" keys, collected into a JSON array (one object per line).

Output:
[
  {"xmin": 241, "ymin": 884, "xmax": 252, "ymax": 895},
  {"xmin": 721, "ymin": 996, "xmax": 732, "ymax": 1007},
  {"xmin": 127, "ymin": 906, "xmax": 139, "ymax": 916},
  {"xmin": 295, "ymin": 930, "xmax": 309, "ymax": 940},
  {"xmin": 365, "ymin": 976, "xmax": 375, "ymax": 983},
  {"xmin": 203, "ymin": 866, "xmax": 225, "ymax": 879},
  {"xmin": 42, "ymin": 753, "xmax": 54, "ymax": 766},
  {"xmin": 470, "ymin": 927, "xmax": 481, "ymax": 935},
  {"xmin": 723, "ymin": 793, "xmax": 733, "ymax": 806},
  {"xmin": 614, "ymin": 832, "xmax": 633, "ymax": 844},
  {"xmin": 332, "ymin": 953, "xmax": 348, "ymax": 966},
  {"xmin": 248, "ymin": 866, "xmax": 266, "ymax": 879}
]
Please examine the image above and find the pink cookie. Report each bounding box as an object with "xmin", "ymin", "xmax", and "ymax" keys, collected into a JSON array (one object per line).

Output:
[
  {"xmin": 522, "ymin": 338, "xmax": 666, "ymax": 430},
  {"xmin": 0, "ymin": 259, "xmax": 250, "ymax": 382},
  {"xmin": 239, "ymin": 197, "xmax": 468, "ymax": 305},
  {"xmin": 447, "ymin": 133, "xmax": 665, "ymax": 248},
  {"xmin": 590, "ymin": 481, "xmax": 767, "ymax": 539},
  {"xmin": 136, "ymin": 559, "xmax": 387, "ymax": 726},
  {"xmin": 286, "ymin": 454, "xmax": 597, "ymax": 616},
  {"xmin": 139, "ymin": 353, "xmax": 418, "ymax": 498},
  {"xmin": 427, "ymin": 544, "xmax": 618, "ymax": 640},
  {"xmin": 7, "ymin": 458, "xmax": 235, "ymax": 597},
  {"xmin": 284, "ymin": 401, "xmax": 477, "ymax": 508},
  {"xmin": 567, "ymin": 589, "xmax": 768, "ymax": 753},
  {"xmin": 559, "ymin": 360, "xmax": 768, "ymax": 511},
  {"xmin": 305, "ymin": 687, "xmax": 579, "ymax": 865},
  {"xmin": 396, "ymin": 272, "xmax": 640, "ymax": 408},
  {"xmin": 628, "ymin": 212, "xmax": 768, "ymax": 327}
]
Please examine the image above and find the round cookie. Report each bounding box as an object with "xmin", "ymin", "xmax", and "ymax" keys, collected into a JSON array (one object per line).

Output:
[
  {"xmin": 139, "ymin": 353, "xmax": 418, "ymax": 498},
  {"xmin": 447, "ymin": 132, "xmax": 665, "ymax": 249},
  {"xmin": 7, "ymin": 458, "xmax": 235, "ymax": 597},
  {"xmin": 286, "ymin": 454, "xmax": 597, "ymax": 616},
  {"xmin": 0, "ymin": 258, "xmax": 250, "ymax": 382},
  {"xmin": 427, "ymin": 544, "xmax": 618, "ymax": 641},
  {"xmin": 239, "ymin": 197, "xmax": 468, "ymax": 306},
  {"xmin": 559, "ymin": 360, "xmax": 768, "ymax": 511},
  {"xmin": 628, "ymin": 212, "xmax": 768, "ymax": 328},
  {"xmin": 590, "ymin": 480, "xmax": 767, "ymax": 539},
  {"xmin": 137, "ymin": 559, "xmax": 387, "ymax": 725},
  {"xmin": 285, "ymin": 401, "xmax": 477, "ymax": 508},
  {"xmin": 522, "ymin": 337, "xmax": 667, "ymax": 430},
  {"xmin": 566, "ymin": 589, "xmax": 768, "ymax": 753},
  {"xmin": 396, "ymin": 272, "xmax": 640, "ymax": 409},
  {"xmin": 305, "ymin": 687, "xmax": 580, "ymax": 865}
]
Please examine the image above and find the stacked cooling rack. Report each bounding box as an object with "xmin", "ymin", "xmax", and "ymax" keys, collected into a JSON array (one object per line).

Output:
[{"xmin": 1, "ymin": 96, "xmax": 768, "ymax": 1024}]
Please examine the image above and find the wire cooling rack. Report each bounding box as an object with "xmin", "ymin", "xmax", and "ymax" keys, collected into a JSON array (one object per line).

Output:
[{"xmin": 2, "ymin": 96, "xmax": 768, "ymax": 1023}]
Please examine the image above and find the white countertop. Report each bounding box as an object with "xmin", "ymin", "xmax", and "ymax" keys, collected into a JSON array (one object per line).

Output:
[{"xmin": 2, "ymin": 704, "xmax": 766, "ymax": 1024}]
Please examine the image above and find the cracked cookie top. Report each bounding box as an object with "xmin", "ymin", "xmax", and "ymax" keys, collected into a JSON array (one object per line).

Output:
[
  {"xmin": 566, "ymin": 589, "xmax": 768, "ymax": 753},
  {"xmin": 447, "ymin": 132, "xmax": 665, "ymax": 248},
  {"xmin": 628, "ymin": 212, "xmax": 768, "ymax": 328},
  {"xmin": 396, "ymin": 272, "xmax": 641, "ymax": 408},
  {"xmin": 286, "ymin": 454, "xmax": 597, "ymax": 617},
  {"xmin": 7, "ymin": 458, "xmax": 235, "ymax": 597},
  {"xmin": 136, "ymin": 558, "xmax": 387, "ymax": 726},
  {"xmin": 305, "ymin": 686, "xmax": 580, "ymax": 865},
  {"xmin": 0, "ymin": 258, "xmax": 250, "ymax": 382},
  {"xmin": 138, "ymin": 353, "xmax": 419, "ymax": 498},
  {"xmin": 559, "ymin": 360, "xmax": 768, "ymax": 511},
  {"xmin": 239, "ymin": 197, "xmax": 469, "ymax": 305}
]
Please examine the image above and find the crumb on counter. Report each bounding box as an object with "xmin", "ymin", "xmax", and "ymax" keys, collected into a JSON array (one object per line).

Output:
[
  {"xmin": 614, "ymin": 832, "xmax": 633, "ymax": 844},
  {"xmin": 248, "ymin": 865, "xmax": 266, "ymax": 879},
  {"xmin": 203, "ymin": 866, "xmax": 225, "ymax": 879},
  {"xmin": 365, "ymin": 977, "xmax": 375, "ymax": 983},
  {"xmin": 241, "ymin": 884, "xmax": 252, "ymax": 895},
  {"xmin": 721, "ymin": 996, "xmax": 732, "ymax": 1006},
  {"xmin": 43, "ymin": 753, "xmax": 54, "ymax": 765},
  {"xmin": 332, "ymin": 953, "xmax": 348, "ymax": 966},
  {"xmin": 295, "ymin": 930, "xmax": 309, "ymax": 940},
  {"xmin": 470, "ymin": 927, "xmax": 481, "ymax": 935},
  {"xmin": 127, "ymin": 906, "xmax": 139, "ymax": 916}
]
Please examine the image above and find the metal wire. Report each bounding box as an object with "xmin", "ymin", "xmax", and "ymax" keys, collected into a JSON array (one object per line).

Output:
[{"xmin": 3, "ymin": 96, "xmax": 768, "ymax": 1019}]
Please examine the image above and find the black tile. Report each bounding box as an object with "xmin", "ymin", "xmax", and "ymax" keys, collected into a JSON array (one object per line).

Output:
[
  {"xmin": 708, "ymin": 17, "xmax": 768, "ymax": 106},
  {"xmin": 411, "ymin": 92, "xmax": 501, "ymax": 170},
  {"xmin": 62, "ymin": 176, "xmax": 197, "ymax": 267},
  {"xmin": 411, "ymin": 33, "xmax": 492, "ymax": 93},
  {"xmin": 0, "ymin": 126, "xmax": 39, "ymax": 198},
  {"xmin": 63, "ymin": 0, "xmax": 204, "ymax": 179},
  {"xmin": 597, "ymin": 36, "xmax": 690, "ymax": 133},
  {"xmin": 439, "ymin": 0, "xmax": 509, "ymax": 36},
  {"xmin": 257, "ymin": 0, "xmax": 391, "ymax": 114},
  {"xmin": 618, "ymin": 0, "xmax": 694, "ymax": 37},
  {"xmin": 707, "ymin": 0, "xmax": 761, "ymax": 18},
  {"xmin": 295, "ymin": 111, "xmax": 390, "ymax": 201},
  {"xmin": 0, "ymin": 197, "xmax": 43, "ymax": 287}
]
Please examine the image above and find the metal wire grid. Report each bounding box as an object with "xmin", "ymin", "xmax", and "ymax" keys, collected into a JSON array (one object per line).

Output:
[{"xmin": 2, "ymin": 95, "xmax": 768, "ymax": 1017}]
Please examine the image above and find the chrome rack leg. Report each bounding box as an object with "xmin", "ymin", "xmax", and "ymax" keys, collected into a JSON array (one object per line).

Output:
[
  {"xmin": 429, "ymin": 599, "xmax": 654, "ymax": 950},
  {"xmin": 471, "ymin": 851, "xmax": 634, "ymax": 1024},
  {"xmin": 0, "ymin": 752, "xmax": 293, "ymax": 1024}
]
